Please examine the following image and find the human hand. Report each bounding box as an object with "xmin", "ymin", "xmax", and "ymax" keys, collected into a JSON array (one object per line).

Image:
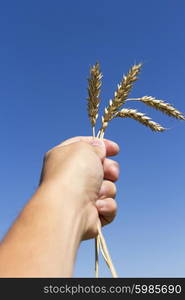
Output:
[{"xmin": 39, "ymin": 136, "xmax": 120, "ymax": 240}]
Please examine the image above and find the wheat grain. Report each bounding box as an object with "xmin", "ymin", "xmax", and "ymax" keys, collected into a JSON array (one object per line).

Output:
[
  {"xmin": 127, "ymin": 96, "xmax": 185, "ymax": 120},
  {"xmin": 115, "ymin": 108, "xmax": 165, "ymax": 132},
  {"xmin": 87, "ymin": 62, "xmax": 102, "ymax": 135},
  {"xmin": 99, "ymin": 63, "xmax": 142, "ymax": 135}
]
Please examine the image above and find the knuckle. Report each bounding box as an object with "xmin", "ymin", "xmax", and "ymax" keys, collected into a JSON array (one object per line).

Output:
[
  {"xmin": 101, "ymin": 180, "xmax": 117, "ymax": 198},
  {"xmin": 107, "ymin": 181, "xmax": 117, "ymax": 198},
  {"xmin": 71, "ymin": 141, "xmax": 90, "ymax": 152},
  {"xmin": 44, "ymin": 146, "xmax": 59, "ymax": 161},
  {"xmin": 107, "ymin": 158, "xmax": 119, "ymax": 168},
  {"xmin": 113, "ymin": 160, "xmax": 119, "ymax": 168},
  {"xmin": 112, "ymin": 161, "xmax": 120, "ymax": 174},
  {"xmin": 111, "ymin": 199, "xmax": 117, "ymax": 215},
  {"xmin": 111, "ymin": 183, "xmax": 117, "ymax": 198},
  {"xmin": 44, "ymin": 151, "xmax": 49, "ymax": 160},
  {"xmin": 44, "ymin": 148, "xmax": 53, "ymax": 159}
]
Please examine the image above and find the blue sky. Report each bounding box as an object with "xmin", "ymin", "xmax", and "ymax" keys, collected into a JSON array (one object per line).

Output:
[{"xmin": 0, "ymin": 0, "xmax": 184, "ymax": 277}]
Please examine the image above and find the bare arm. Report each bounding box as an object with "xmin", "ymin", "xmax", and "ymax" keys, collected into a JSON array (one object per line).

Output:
[{"xmin": 0, "ymin": 137, "xmax": 119, "ymax": 277}]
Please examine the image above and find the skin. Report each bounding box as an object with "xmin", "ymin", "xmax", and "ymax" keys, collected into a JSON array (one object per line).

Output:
[{"xmin": 0, "ymin": 136, "xmax": 120, "ymax": 277}]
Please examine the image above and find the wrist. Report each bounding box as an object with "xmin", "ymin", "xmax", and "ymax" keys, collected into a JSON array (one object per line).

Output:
[{"xmin": 36, "ymin": 181, "xmax": 88, "ymax": 241}]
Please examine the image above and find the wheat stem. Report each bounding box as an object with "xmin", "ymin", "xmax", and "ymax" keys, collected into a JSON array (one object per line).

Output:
[
  {"xmin": 97, "ymin": 225, "xmax": 118, "ymax": 278},
  {"xmin": 126, "ymin": 98, "xmax": 140, "ymax": 101},
  {"xmin": 95, "ymin": 233, "xmax": 110, "ymax": 276},
  {"xmin": 99, "ymin": 240, "xmax": 109, "ymax": 265},
  {"xmin": 95, "ymin": 235, "xmax": 100, "ymax": 278},
  {"xmin": 92, "ymin": 126, "xmax": 96, "ymax": 138},
  {"xmin": 93, "ymin": 119, "xmax": 112, "ymax": 278},
  {"xmin": 93, "ymin": 124, "xmax": 100, "ymax": 278},
  {"xmin": 95, "ymin": 133, "xmax": 118, "ymax": 277},
  {"xmin": 100, "ymin": 130, "xmax": 105, "ymax": 139},
  {"xmin": 96, "ymin": 130, "xmax": 101, "ymax": 138}
]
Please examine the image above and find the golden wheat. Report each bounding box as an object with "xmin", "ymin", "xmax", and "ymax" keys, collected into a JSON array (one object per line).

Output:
[
  {"xmin": 115, "ymin": 109, "xmax": 165, "ymax": 132},
  {"xmin": 126, "ymin": 96, "xmax": 185, "ymax": 120},
  {"xmin": 87, "ymin": 62, "xmax": 117, "ymax": 278},
  {"xmin": 87, "ymin": 62, "xmax": 102, "ymax": 136},
  {"xmin": 86, "ymin": 61, "xmax": 184, "ymax": 278},
  {"xmin": 99, "ymin": 63, "xmax": 142, "ymax": 135}
]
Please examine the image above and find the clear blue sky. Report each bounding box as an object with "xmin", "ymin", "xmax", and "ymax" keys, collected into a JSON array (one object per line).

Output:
[{"xmin": 0, "ymin": 0, "xmax": 184, "ymax": 277}]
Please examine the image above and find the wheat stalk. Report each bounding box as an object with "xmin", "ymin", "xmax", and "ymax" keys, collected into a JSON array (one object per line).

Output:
[
  {"xmin": 126, "ymin": 96, "xmax": 185, "ymax": 120},
  {"xmin": 87, "ymin": 62, "xmax": 108, "ymax": 278},
  {"xmin": 97, "ymin": 224, "xmax": 118, "ymax": 277},
  {"xmin": 87, "ymin": 62, "xmax": 102, "ymax": 137},
  {"xmin": 95, "ymin": 235, "xmax": 100, "ymax": 278},
  {"xmin": 87, "ymin": 63, "xmax": 117, "ymax": 278},
  {"xmin": 86, "ymin": 61, "xmax": 184, "ymax": 279},
  {"xmin": 114, "ymin": 109, "xmax": 165, "ymax": 132},
  {"xmin": 98, "ymin": 63, "xmax": 142, "ymax": 137}
]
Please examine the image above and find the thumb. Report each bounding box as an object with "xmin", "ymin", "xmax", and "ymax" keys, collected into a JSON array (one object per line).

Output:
[{"xmin": 89, "ymin": 138, "xmax": 106, "ymax": 161}]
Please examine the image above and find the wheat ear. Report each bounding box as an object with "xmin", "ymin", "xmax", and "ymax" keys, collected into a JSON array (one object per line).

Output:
[
  {"xmin": 98, "ymin": 63, "xmax": 142, "ymax": 137},
  {"xmin": 87, "ymin": 63, "xmax": 117, "ymax": 277},
  {"xmin": 87, "ymin": 62, "xmax": 102, "ymax": 137},
  {"xmin": 126, "ymin": 96, "xmax": 185, "ymax": 120},
  {"xmin": 114, "ymin": 109, "xmax": 165, "ymax": 132},
  {"xmin": 87, "ymin": 62, "xmax": 102, "ymax": 277}
]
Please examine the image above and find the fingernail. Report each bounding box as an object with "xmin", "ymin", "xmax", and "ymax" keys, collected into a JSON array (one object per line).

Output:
[
  {"xmin": 112, "ymin": 141, "xmax": 120, "ymax": 152},
  {"xmin": 111, "ymin": 164, "xmax": 120, "ymax": 175},
  {"xmin": 90, "ymin": 139, "xmax": 104, "ymax": 147},
  {"xmin": 112, "ymin": 141, "xmax": 119, "ymax": 147},
  {"xmin": 96, "ymin": 199, "xmax": 106, "ymax": 209}
]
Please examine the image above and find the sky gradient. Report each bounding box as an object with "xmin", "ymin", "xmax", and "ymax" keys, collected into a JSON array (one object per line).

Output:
[{"xmin": 0, "ymin": 0, "xmax": 184, "ymax": 277}]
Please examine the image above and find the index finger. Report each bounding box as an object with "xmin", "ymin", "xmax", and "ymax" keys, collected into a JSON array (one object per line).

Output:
[
  {"xmin": 103, "ymin": 138, "xmax": 120, "ymax": 157},
  {"xmin": 56, "ymin": 136, "xmax": 120, "ymax": 157}
]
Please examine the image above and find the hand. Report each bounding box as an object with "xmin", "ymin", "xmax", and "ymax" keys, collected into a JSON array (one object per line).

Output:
[
  {"xmin": 39, "ymin": 136, "xmax": 120, "ymax": 240},
  {"xmin": 0, "ymin": 136, "xmax": 120, "ymax": 277}
]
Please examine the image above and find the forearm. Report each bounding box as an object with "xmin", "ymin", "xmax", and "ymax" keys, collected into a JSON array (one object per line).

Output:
[{"xmin": 0, "ymin": 183, "xmax": 85, "ymax": 277}]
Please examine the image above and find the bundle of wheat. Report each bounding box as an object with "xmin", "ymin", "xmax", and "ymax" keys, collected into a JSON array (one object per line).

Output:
[{"xmin": 86, "ymin": 62, "xmax": 185, "ymax": 278}]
